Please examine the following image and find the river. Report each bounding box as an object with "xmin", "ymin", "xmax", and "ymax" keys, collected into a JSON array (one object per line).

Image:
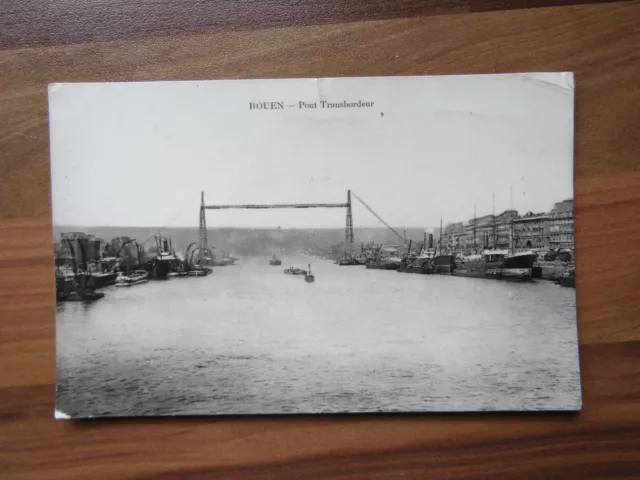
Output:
[{"xmin": 56, "ymin": 256, "xmax": 581, "ymax": 417}]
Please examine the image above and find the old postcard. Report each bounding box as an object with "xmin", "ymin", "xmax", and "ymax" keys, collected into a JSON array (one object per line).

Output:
[{"xmin": 49, "ymin": 74, "xmax": 580, "ymax": 418}]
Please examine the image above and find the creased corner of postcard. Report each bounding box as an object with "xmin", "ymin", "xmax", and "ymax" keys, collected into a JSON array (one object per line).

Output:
[{"xmin": 520, "ymin": 72, "xmax": 575, "ymax": 91}]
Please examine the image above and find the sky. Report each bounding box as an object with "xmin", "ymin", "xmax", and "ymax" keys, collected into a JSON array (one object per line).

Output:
[{"xmin": 49, "ymin": 73, "xmax": 574, "ymax": 229}]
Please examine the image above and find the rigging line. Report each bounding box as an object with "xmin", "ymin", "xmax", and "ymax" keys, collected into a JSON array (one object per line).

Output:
[
  {"xmin": 140, "ymin": 193, "xmax": 199, "ymax": 247},
  {"xmin": 350, "ymin": 191, "xmax": 406, "ymax": 244}
]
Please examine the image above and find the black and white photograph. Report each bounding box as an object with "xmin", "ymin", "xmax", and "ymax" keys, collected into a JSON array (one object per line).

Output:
[{"xmin": 49, "ymin": 74, "xmax": 581, "ymax": 418}]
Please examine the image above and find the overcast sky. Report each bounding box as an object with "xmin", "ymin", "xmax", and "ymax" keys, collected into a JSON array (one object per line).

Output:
[{"xmin": 49, "ymin": 73, "xmax": 574, "ymax": 229}]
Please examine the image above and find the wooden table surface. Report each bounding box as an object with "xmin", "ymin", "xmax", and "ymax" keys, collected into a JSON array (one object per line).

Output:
[{"xmin": 1, "ymin": 1, "xmax": 639, "ymax": 478}]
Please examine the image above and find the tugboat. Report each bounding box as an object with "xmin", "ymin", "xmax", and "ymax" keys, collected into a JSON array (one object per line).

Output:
[
  {"xmin": 115, "ymin": 270, "xmax": 149, "ymax": 287},
  {"xmin": 304, "ymin": 264, "xmax": 315, "ymax": 283},
  {"xmin": 269, "ymin": 255, "xmax": 282, "ymax": 266}
]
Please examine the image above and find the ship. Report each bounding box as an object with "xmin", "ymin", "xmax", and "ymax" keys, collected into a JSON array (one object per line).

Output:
[
  {"xmin": 337, "ymin": 255, "xmax": 363, "ymax": 266},
  {"xmin": 453, "ymin": 250, "xmax": 536, "ymax": 281},
  {"xmin": 432, "ymin": 254, "xmax": 456, "ymax": 274},
  {"xmin": 555, "ymin": 267, "xmax": 575, "ymax": 288},
  {"xmin": 115, "ymin": 270, "xmax": 149, "ymax": 287},
  {"xmin": 56, "ymin": 268, "xmax": 105, "ymax": 302},
  {"xmin": 89, "ymin": 270, "xmax": 118, "ymax": 288},
  {"xmin": 187, "ymin": 267, "xmax": 212, "ymax": 277},
  {"xmin": 304, "ymin": 264, "xmax": 315, "ymax": 283},
  {"xmin": 210, "ymin": 257, "xmax": 237, "ymax": 266},
  {"xmin": 144, "ymin": 237, "xmax": 177, "ymax": 280},
  {"xmin": 365, "ymin": 252, "xmax": 403, "ymax": 270},
  {"xmin": 269, "ymin": 255, "xmax": 282, "ymax": 266},
  {"xmin": 284, "ymin": 266, "xmax": 306, "ymax": 275}
]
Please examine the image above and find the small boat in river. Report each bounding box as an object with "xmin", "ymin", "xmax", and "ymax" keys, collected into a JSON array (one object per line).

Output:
[
  {"xmin": 284, "ymin": 266, "xmax": 306, "ymax": 275},
  {"xmin": 269, "ymin": 255, "xmax": 282, "ymax": 266},
  {"xmin": 304, "ymin": 264, "xmax": 315, "ymax": 283},
  {"xmin": 115, "ymin": 270, "xmax": 149, "ymax": 287},
  {"xmin": 555, "ymin": 267, "xmax": 575, "ymax": 288},
  {"xmin": 187, "ymin": 267, "xmax": 212, "ymax": 277}
]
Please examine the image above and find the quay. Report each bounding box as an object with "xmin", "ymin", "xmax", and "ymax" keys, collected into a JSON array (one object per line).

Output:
[{"xmin": 53, "ymin": 191, "xmax": 575, "ymax": 302}]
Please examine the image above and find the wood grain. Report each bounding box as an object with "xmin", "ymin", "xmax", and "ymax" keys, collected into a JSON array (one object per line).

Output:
[
  {"xmin": 0, "ymin": 0, "xmax": 629, "ymax": 49},
  {"xmin": 1, "ymin": 1, "xmax": 639, "ymax": 478}
]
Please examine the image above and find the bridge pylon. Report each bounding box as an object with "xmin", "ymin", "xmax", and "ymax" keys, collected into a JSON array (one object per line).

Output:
[
  {"xmin": 345, "ymin": 189, "xmax": 354, "ymax": 244},
  {"xmin": 198, "ymin": 191, "xmax": 209, "ymax": 266}
]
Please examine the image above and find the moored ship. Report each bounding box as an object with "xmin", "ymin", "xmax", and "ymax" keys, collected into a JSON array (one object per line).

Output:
[
  {"xmin": 115, "ymin": 270, "xmax": 149, "ymax": 287},
  {"xmin": 211, "ymin": 257, "xmax": 237, "ymax": 266},
  {"xmin": 145, "ymin": 237, "xmax": 177, "ymax": 280},
  {"xmin": 432, "ymin": 254, "xmax": 456, "ymax": 274},
  {"xmin": 453, "ymin": 250, "xmax": 535, "ymax": 281}
]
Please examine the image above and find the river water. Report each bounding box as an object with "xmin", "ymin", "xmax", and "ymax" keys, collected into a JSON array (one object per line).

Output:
[{"xmin": 56, "ymin": 256, "xmax": 581, "ymax": 417}]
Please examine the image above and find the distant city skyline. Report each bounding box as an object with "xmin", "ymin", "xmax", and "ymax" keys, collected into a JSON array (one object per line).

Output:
[{"xmin": 49, "ymin": 74, "xmax": 574, "ymax": 229}]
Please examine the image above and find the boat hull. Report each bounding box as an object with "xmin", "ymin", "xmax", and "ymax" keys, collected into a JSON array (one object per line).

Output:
[
  {"xmin": 433, "ymin": 255, "xmax": 456, "ymax": 274},
  {"xmin": 211, "ymin": 258, "xmax": 236, "ymax": 266},
  {"xmin": 187, "ymin": 269, "xmax": 211, "ymax": 277},
  {"xmin": 58, "ymin": 291, "xmax": 105, "ymax": 301},
  {"xmin": 502, "ymin": 253, "xmax": 536, "ymax": 269},
  {"xmin": 559, "ymin": 276, "xmax": 575, "ymax": 288},
  {"xmin": 115, "ymin": 278, "xmax": 149, "ymax": 287},
  {"xmin": 89, "ymin": 272, "xmax": 118, "ymax": 288},
  {"xmin": 366, "ymin": 263, "xmax": 399, "ymax": 270},
  {"xmin": 284, "ymin": 268, "xmax": 306, "ymax": 275},
  {"xmin": 144, "ymin": 259, "xmax": 173, "ymax": 280},
  {"xmin": 397, "ymin": 266, "xmax": 427, "ymax": 274},
  {"xmin": 453, "ymin": 265, "xmax": 532, "ymax": 281}
]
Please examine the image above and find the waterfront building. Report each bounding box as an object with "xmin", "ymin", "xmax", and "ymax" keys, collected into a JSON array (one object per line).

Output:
[
  {"xmin": 549, "ymin": 199, "xmax": 574, "ymax": 250},
  {"xmin": 495, "ymin": 210, "xmax": 518, "ymax": 249},
  {"xmin": 463, "ymin": 211, "xmax": 518, "ymax": 249},
  {"xmin": 512, "ymin": 213, "xmax": 550, "ymax": 250},
  {"xmin": 474, "ymin": 214, "xmax": 495, "ymax": 248}
]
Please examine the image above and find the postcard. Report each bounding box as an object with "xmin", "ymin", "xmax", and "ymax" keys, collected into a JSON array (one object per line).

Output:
[{"xmin": 49, "ymin": 74, "xmax": 580, "ymax": 418}]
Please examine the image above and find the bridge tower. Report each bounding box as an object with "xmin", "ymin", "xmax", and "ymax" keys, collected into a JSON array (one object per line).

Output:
[
  {"xmin": 345, "ymin": 189, "xmax": 354, "ymax": 244},
  {"xmin": 198, "ymin": 191, "xmax": 208, "ymax": 266}
]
